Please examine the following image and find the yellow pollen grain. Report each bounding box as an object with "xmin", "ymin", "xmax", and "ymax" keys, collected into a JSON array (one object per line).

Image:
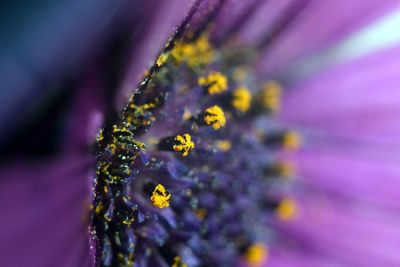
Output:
[
  {"xmin": 171, "ymin": 34, "xmax": 214, "ymax": 68},
  {"xmin": 277, "ymin": 161, "xmax": 295, "ymax": 177},
  {"xmin": 245, "ymin": 243, "xmax": 268, "ymax": 266},
  {"xmin": 204, "ymin": 105, "xmax": 226, "ymax": 130},
  {"xmin": 283, "ymin": 131, "xmax": 302, "ymax": 150},
  {"xmin": 173, "ymin": 134, "xmax": 195, "ymax": 157},
  {"xmin": 276, "ymin": 198, "xmax": 298, "ymax": 220},
  {"xmin": 261, "ymin": 81, "xmax": 282, "ymax": 112},
  {"xmin": 198, "ymin": 72, "xmax": 228, "ymax": 95},
  {"xmin": 233, "ymin": 66, "xmax": 248, "ymax": 82},
  {"xmin": 156, "ymin": 53, "xmax": 169, "ymax": 67},
  {"xmin": 182, "ymin": 110, "xmax": 192, "ymax": 121},
  {"xmin": 232, "ymin": 86, "xmax": 252, "ymax": 112},
  {"xmin": 150, "ymin": 184, "xmax": 171, "ymax": 209},
  {"xmin": 216, "ymin": 140, "xmax": 232, "ymax": 151},
  {"xmin": 171, "ymin": 256, "xmax": 187, "ymax": 267},
  {"xmin": 195, "ymin": 208, "xmax": 207, "ymax": 220}
]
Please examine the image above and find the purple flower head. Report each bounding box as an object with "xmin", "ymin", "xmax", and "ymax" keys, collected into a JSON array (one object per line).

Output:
[{"xmin": 1, "ymin": 1, "xmax": 400, "ymax": 267}]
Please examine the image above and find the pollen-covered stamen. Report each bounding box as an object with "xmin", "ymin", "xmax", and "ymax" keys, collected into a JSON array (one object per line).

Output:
[
  {"xmin": 215, "ymin": 140, "xmax": 232, "ymax": 151},
  {"xmin": 283, "ymin": 131, "xmax": 302, "ymax": 150},
  {"xmin": 203, "ymin": 105, "xmax": 226, "ymax": 130},
  {"xmin": 262, "ymin": 130, "xmax": 301, "ymax": 150},
  {"xmin": 276, "ymin": 198, "xmax": 298, "ymax": 220},
  {"xmin": 171, "ymin": 34, "xmax": 214, "ymax": 68},
  {"xmin": 264, "ymin": 161, "xmax": 295, "ymax": 178},
  {"xmin": 260, "ymin": 81, "xmax": 282, "ymax": 112},
  {"xmin": 173, "ymin": 134, "xmax": 195, "ymax": 156},
  {"xmin": 198, "ymin": 71, "xmax": 228, "ymax": 95},
  {"xmin": 158, "ymin": 133, "xmax": 195, "ymax": 156},
  {"xmin": 156, "ymin": 52, "xmax": 169, "ymax": 67},
  {"xmin": 232, "ymin": 86, "xmax": 252, "ymax": 113},
  {"xmin": 244, "ymin": 243, "xmax": 268, "ymax": 266},
  {"xmin": 150, "ymin": 184, "xmax": 171, "ymax": 209},
  {"xmin": 171, "ymin": 256, "xmax": 187, "ymax": 267}
]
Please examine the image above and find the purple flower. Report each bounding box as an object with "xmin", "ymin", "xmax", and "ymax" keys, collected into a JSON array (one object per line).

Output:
[{"xmin": 1, "ymin": 1, "xmax": 400, "ymax": 267}]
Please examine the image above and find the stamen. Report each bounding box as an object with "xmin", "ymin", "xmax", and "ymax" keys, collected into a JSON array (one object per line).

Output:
[
  {"xmin": 173, "ymin": 134, "xmax": 195, "ymax": 156},
  {"xmin": 156, "ymin": 52, "xmax": 169, "ymax": 67},
  {"xmin": 283, "ymin": 131, "xmax": 302, "ymax": 150},
  {"xmin": 198, "ymin": 71, "xmax": 228, "ymax": 95},
  {"xmin": 215, "ymin": 140, "xmax": 232, "ymax": 151},
  {"xmin": 260, "ymin": 81, "xmax": 282, "ymax": 112},
  {"xmin": 245, "ymin": 243, "xmax": 268, "ymax": 266},
  {"xmin": 277, "ymin": 161, "xmax": 295, "ymax": 177},
  {"xmin": 232, "ymin": 86, "xmax": 252, "ymax": 112},
  {"xmin": 171, "ymin": 34, "xmax": 214, "ymax": 68},
  {"xmin": 158, "ymin": 133, "xmax": 195, "ymax": 156},
  {"xmin": 151, "ymin": 184, "xmax": 171, "ymax": 209},
  {"xmin": 203, "ymin": 105, "xmax": 226, "ymax": 130},
  {"xmin": 171, "ymin": 256, "xmax": 187, "ymax": 267},
  {"xmin": 195, "ymin": 208, "xmax": 207, "ymax": 220},
  {"xmin": 276, "ymin": 198, "xmax": 298, "ymax": 220}
]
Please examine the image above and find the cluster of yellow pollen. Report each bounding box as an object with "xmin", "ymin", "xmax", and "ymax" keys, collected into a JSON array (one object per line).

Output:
[
  {"xmin": 245, "ymin": 243, "xmax": 269, "ymax": 266},
  {"xmin": 173, "ymin": 134, "xmax": 195, "ymax": 156},
  {"xmin": 198, "ymin": 71, "xmax": 228, "ymax": 95},
  {"xmin": 261, "ymin": 81, "xmax": 282, "ymax": 112},
  {"xmin": 195, "ymin": 208, "xmax": 207, "ymax": 220},
  {"xmin": 156, "ymin": 52, "xmax": 169, "ymax": 67},
  {"xmin": 170, "ymin": 34, "xmax": 214, "ymax": 68},
  {"xmin": 203, "ymin": 105, "xmax": 226, "ymax": 130},
  {"xmin": 150, "ymin": 184, "xmax": 171, "ymax": 209},
  {"xmin": 215, "ymin": 140, "xmax": 232, "ymax": 151},
  {"xmin": 171, "ymin": 256, "xmax": 187, "ymax": 267},
  {"xmin": 276, "ymin": 198, "xmax": 298, "ymax": 220},
  {"xmin": 283, "ymin": 131, "xmax": 302, "ymax": 150},
  {"xmin": 277, "ymin": 161, "xmax": 295, "ymax": 177},
  {"xmin": 232, "ymin": 86, "xmax": 252, "ymax": 112},
  {"xmin": 232, "ymin": 66, "xmax": 248, "ymax": 82}
]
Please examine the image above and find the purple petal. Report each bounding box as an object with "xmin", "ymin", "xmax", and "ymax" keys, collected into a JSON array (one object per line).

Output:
[
  {"xmin": 116, "ymin": 0, "xmax": 192, "ymax": 108},
  {"xmin": 254, "ymin": 0, "xmax": 400, "ymax": 75},
  {"xmin": 0, "ymin": 154, "xmax": 94, "ymax": 267},
  {"xmin": 280, "ymin": 45, "xmax": 400, "ymax": 148},
  {"xmin": 64, "ymin": 70, "xmax": 106, "ymax": 152},
  {"xmin": 288, "ymin": 148, "xmax": 400, "ymax": 210},
  {"xmin": 275, "ymin": 192, "xmax": 400, "ymax": 267}
]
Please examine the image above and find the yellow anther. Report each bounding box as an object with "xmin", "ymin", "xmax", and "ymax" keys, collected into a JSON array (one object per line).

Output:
[
  {"xmin": 283, "ymin": 131, "xmax": 302, "ymax": 150},
  {"xmin": 195, "ymin": 208, "xmax": 207, "ymax": 220},
  {"xmin": 204, "ymin": 105, "xmax": 226, "ymax": 130},
  {"xmin": 215, "ymin": 140, "xmax": 232, "ymax": 151},
  {"xmin": 171, "ymin": 34, "xmax": 214, "ymax": 68},
  {"xmin": 277, "ymin": 161, "xmax": 295, "ymax": 177},
  {"xmin": 198, "ymin": 72, "xmax": 228, "ymax": 95},
  {"xmin": 233, "ymin": 66, "xmax": 248, "ymax": 82},
  {"xmin": 171, "ymin": 256, "xmax": 187, "ymax": 267},
  {"xmin": 245, "ymin": 243, "xmax": 268, "ymax": 266},
  {"xmin": 173, "ymin": 134, "xmax": 195, "ymax": 157},
  {"xmin": 276, "ymin": 198, "xmax": 298, "ymax": 220},
  {"xmin": 156, "ymin": 53, "xmax": 169, "ymax": 67},
  {"xmin": 232, "ymin": 86, "xmax": 252, "ymax": 112},
  {"xmin": 94, "ymin": 202, "xmax": 104, "ymax": 214},
  {"xmin": 182, "ymin": 110, "xmax": 192, "ymax": 121},
  {"xmin": 97, "ymin": 129, "xmax": 104, "ymax": 142},
  {"xmin": 261, "ymin": 81, "xmax": 282, "ymax": 112},
  {"xmin": 150, "ymin": 184, "xmax": 171, "ymax": 209}
]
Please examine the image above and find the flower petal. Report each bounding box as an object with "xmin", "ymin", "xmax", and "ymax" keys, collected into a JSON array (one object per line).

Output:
[
  {"xmin": 255, "ymin": 0, "xmax": 400, "ymax": 75},
  {"xmin": 276, "ymin": 192, "xmax": 400, "ymax": 267},
  {"xmin": 280, "ymin": 45, "xmax": 400, "ymax": 149},
  {"xmin": 116, "ymin": 0, "xmax": 193, "ymax": 108},
  {"xmin": 0, "ymin": 154, "xmax": 94, "ymax": 267}
]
